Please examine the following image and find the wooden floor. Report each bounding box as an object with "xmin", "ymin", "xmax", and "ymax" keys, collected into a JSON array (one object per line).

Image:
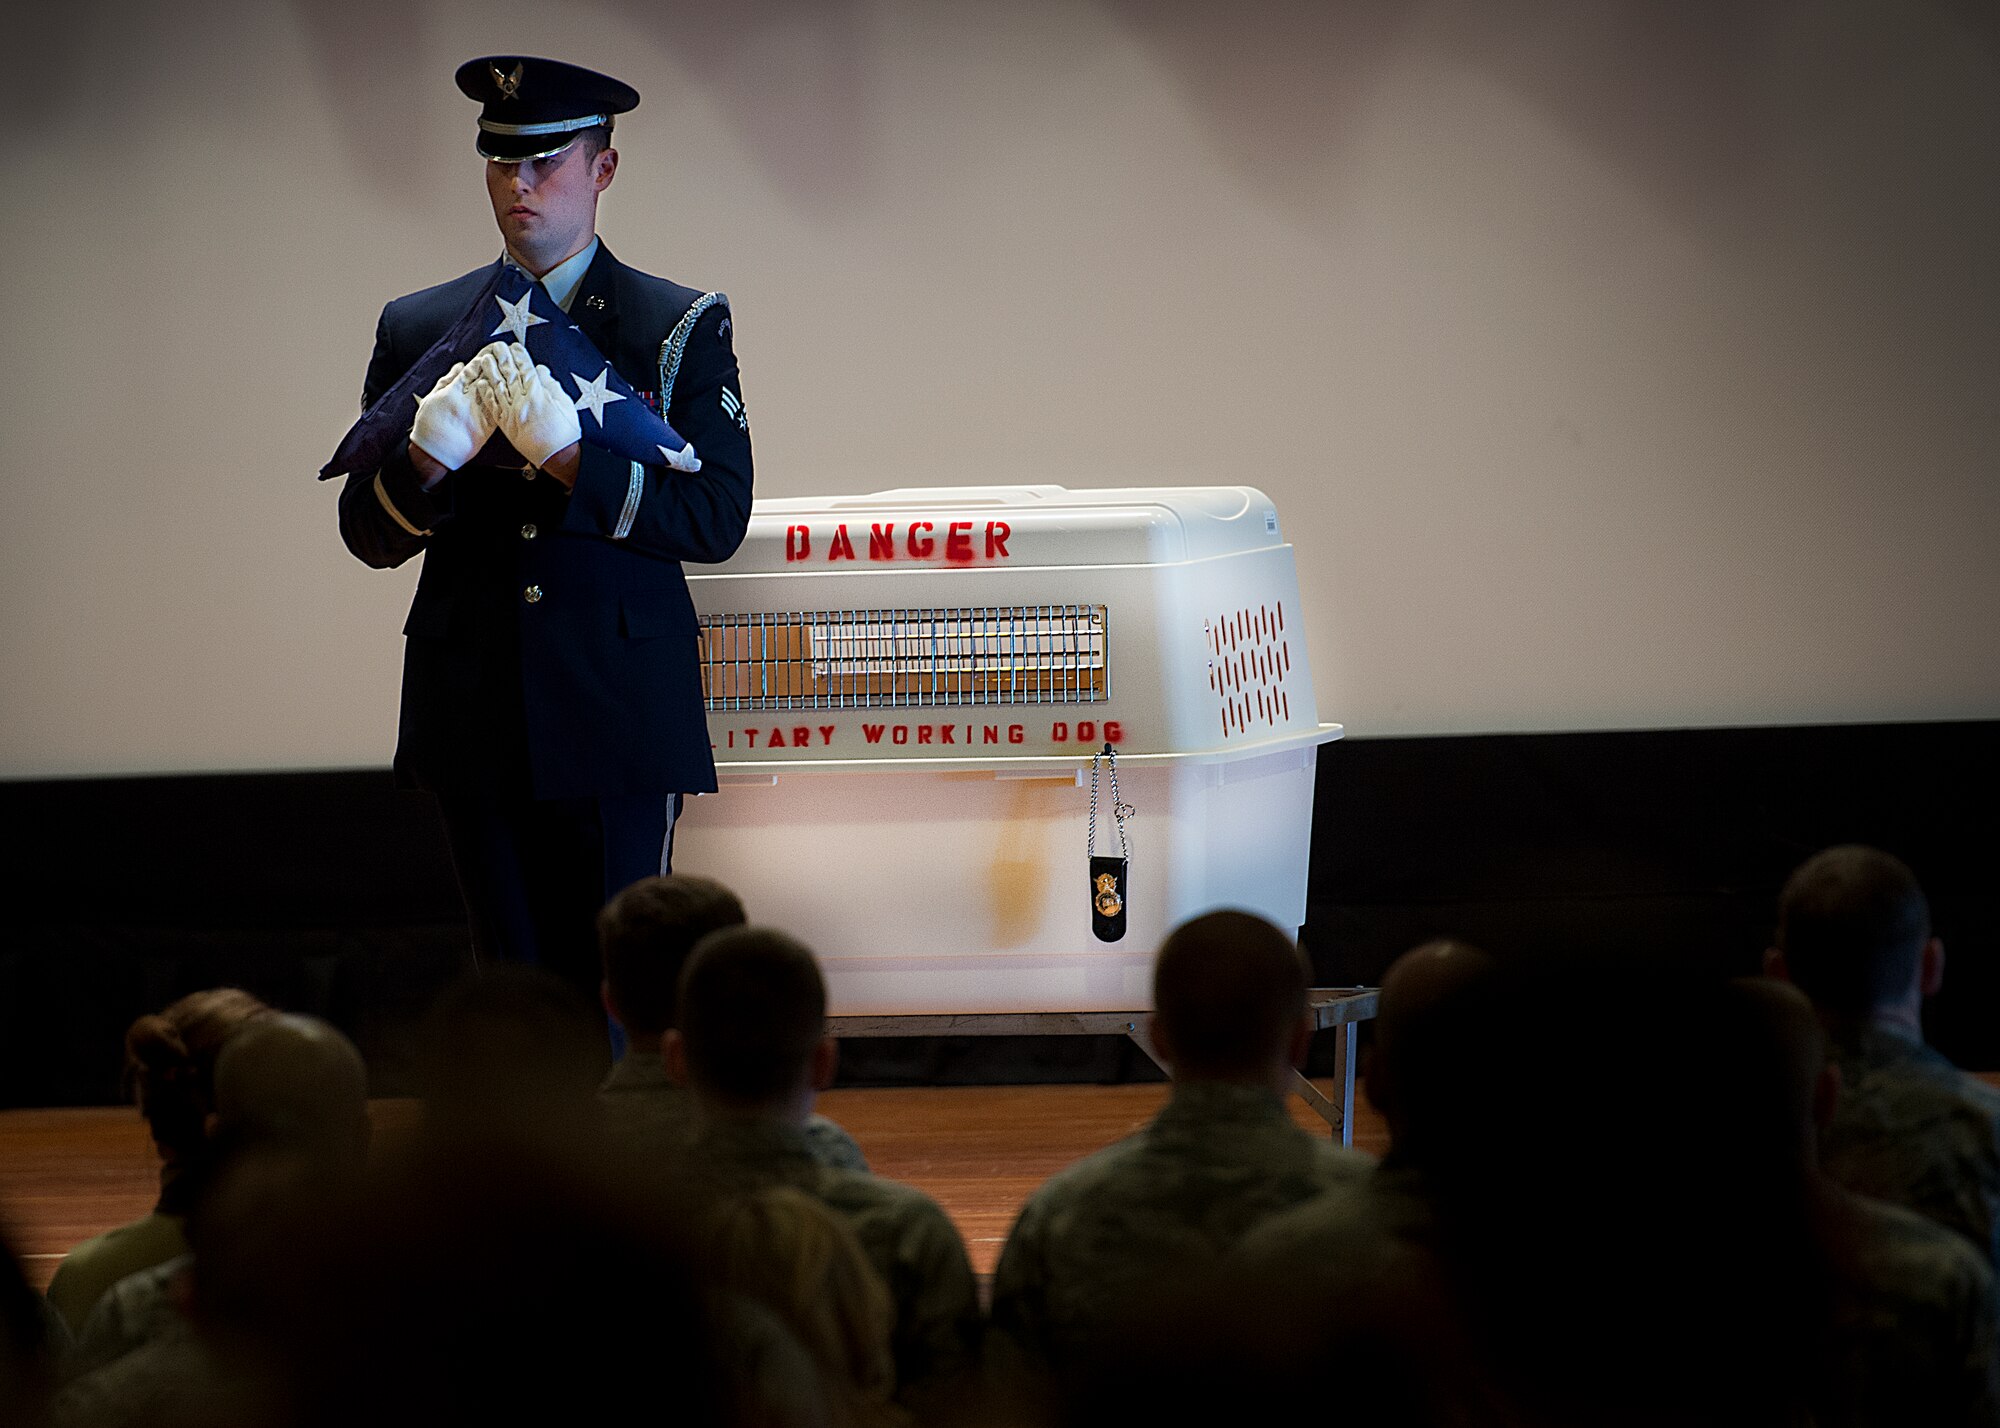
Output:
[{"xmin": 0, "ymin": 1082, "xmax": 1388, "ymax": 1291}]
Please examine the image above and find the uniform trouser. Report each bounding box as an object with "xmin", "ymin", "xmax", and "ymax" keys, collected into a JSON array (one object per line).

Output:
[{"xmin": 433, "ymin": 792, "xmax": 684, "ymax": 1005}]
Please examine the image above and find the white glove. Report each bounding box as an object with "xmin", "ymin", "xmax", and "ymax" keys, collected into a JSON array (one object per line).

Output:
[
  {"xmin": 464, "ymin": 339, "xmax": 514, "ymax": 372},
  {"xmin": 408, "ymin": 362, "xmax": 494, "ymax": 471},
  {"xmin": 468, "ymin": 342, "xmax": 582, "ymax": 468}
]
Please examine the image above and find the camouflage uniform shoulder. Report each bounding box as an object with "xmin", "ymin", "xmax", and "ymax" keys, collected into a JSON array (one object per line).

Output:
[
  {"xmin": 809, "ymin": 1167, "xmax": 982, "ymax": 1413},
  {"xmin": 43, "ymin": 1212, "xmax": 188, "ymax": 1337},
  {"xmin": 1043, "ymin": 1084, "xmax": 1370, "ymax": 1210},
  {"xmin": 993, "ymin": 1121, "xmax": 1202, "ymax": 1237},
  {"xmin": 1825, "ymin": 1191, "xmax": 2000, "ymax": 1426},
  {"xmin": 1301, "ymin": 1134, "xmax": 1377, "ymax": 1188},
  {"xmin": 1824, "ymin": 1033, "xmax": 2000, "ymax": 1264},
  {"xmin": 49, "ymin": 1326, "xmax": 212, "ymax": 1428},
  {"xmin": 69, "ymin": 1255, "xmax": 187, "ymax": 1379},
  {"xmin": 1834, "ymin": 1033, "xmax": 2000, "ymax": 1129},
  {"xmin": 812, "ymin": 1165, "xmax": 957, "ymax": 1237},
  {"xmin": 990, "ymin": 1092, "xmax": 1373, "ymax": 1380},
  {"xmin": 1022, "ymin": 1130, "xmax": 1150, "ymax": 1214},
  {"xmin": 1835, "ymin": 1192, "xmax": 1992, "ymax": 1318},
  {"xmin": 597, "ymin": 1054, "xmax": 700, "ymax": 1160},
  {"xmin": 1236, "ymin": 1177, "xmax": 1375, "ymax": 1265},
  {"xmin": 804, "ymin": 1113, "xmax": 870, "ymax": 1172},
  {"xmin": 1007, "ymin": 1088, "xmax": 1373, "ymax": 1269},
  {"xmin": 1236, "ymin": 1159, "xmax": 1430, "ymax": 1270}
]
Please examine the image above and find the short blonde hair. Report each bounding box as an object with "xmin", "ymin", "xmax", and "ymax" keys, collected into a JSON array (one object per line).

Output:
[{"xmin": 709, "ymin": 1186, "xmax": 904, "ymax": 1427}]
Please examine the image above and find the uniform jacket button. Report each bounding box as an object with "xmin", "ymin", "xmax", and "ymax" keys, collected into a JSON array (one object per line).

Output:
[
  {"xmin": 524, "ymin": 585, "xmax": 543, "ymax": 604},
  {"xmin": 521, "ymin": 523, "xmax": 538, "ymax": 540}
]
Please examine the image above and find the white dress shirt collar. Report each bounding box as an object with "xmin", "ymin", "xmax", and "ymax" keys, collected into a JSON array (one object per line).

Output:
[{"xmin": 503, "ymin": 235, "xmax": 601, "ymax": 314}]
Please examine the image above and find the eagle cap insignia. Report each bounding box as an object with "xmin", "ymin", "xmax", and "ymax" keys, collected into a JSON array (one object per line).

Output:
[
  {"xmin": 493, "ymin": 62, "xmax": 524, "ymax": 100},
  {"xmin": 1093, "ymin": 872, "xmax": 1123, "ymax": 918}
]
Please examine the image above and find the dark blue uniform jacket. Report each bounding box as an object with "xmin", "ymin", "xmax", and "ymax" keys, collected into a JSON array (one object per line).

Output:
[{"xmin": 337, "ymin": 243, "xmax": 751, "ymax": 800}]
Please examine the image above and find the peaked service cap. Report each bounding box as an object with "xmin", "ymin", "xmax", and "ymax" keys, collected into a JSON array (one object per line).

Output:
[{"xmin": 455, "ymin": 56, "xmax": 639, "ymax": 162}]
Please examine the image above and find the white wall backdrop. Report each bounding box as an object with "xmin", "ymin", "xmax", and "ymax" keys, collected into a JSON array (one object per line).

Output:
[{"xmin": 2, "ymin": 0, "xmax": 1995, "ymax": 777}]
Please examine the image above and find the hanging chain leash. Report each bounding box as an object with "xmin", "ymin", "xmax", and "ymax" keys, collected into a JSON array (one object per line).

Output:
[{"xmin": 1087, "ymin": 743, "xmax": 1132, "ymax": 861}]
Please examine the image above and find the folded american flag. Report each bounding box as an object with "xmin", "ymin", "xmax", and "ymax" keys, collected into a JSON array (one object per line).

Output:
[{"xmin": 319, "ymin": 264, "xmax": 700, "ymax": 480}]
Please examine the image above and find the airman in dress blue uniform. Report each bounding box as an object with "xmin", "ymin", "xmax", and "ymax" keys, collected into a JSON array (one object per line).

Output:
[{"xmin": 336, "ymin": 57, "xmax": 752, "ymax": 999}]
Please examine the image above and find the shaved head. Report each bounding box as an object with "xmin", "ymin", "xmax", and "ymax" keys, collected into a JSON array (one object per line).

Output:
[
  {"xmin": 1776, "ymin": 845, "xmax": 1932, "ymax": 1018},
  {"xmin": 598, "ymin": 874, "xmax": 747, "ymax": 1039},
  {"xmin": 213, "ymin": 1014, "xmax": 370, "ymax": 1160},
  {"xmin": 1367, "ymin": 939, "xmax": 1495, "ymax": 1147},
  {"xmin": 1376, "ymin": 940, "xmax": 1492, "ymax": 1044},
  {"xmin": 676, "ymin": 927, "xmax": 828, "ymax": 1105},
  {"xmin": 1151, "ymin": 911, "xmax": 1310, "ymax": 1080}
]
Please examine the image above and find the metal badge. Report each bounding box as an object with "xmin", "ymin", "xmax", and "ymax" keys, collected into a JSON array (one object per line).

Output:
[
  {"xmin": 1093, "ymin": 868, "xmax": 1124, "ymax": 920},
  {"xmin": 493, "ymin": 62, "xmax": 523, "ymax": 100},
  {"xmin": 1090, "ymin": 857, "xmax": 1128, "ymax": 942},
  {"xmin": 1087, "ymin": 744, "xmax": 1132, "ymax": 943},
  {"xmin": 586, "ymin": 294, "xmax": 607, "ymax": 311}
]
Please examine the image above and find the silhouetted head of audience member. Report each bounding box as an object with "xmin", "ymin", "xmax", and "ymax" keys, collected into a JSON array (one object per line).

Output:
[
  {"xmin": 1149, "ymin": 910, "xmax": 1313, "ymax": 1091},
  {"xmin": 122, "ymin": 986, "xmax": 272, "ymax": 1199},
  {"xmin": 1396, "ymin": 957, "xmax": 1833, "ymax": 1427},
  {"xmin": 174, "ymin": 1142, "xmax": 362, "ymax": 1422},
  {"xmin": 90, "ymin": 1022, "xmax": 380, "ymax": 1426},
  {"xmin": 1363, "ymin": 938, "xmax": 1495, "ymax": 1160},
  {"xmin": 212, "ymin": 1014, "xmax": 372, "ymax": 1168},
  {"xmin": 1437, "ymin": 958, "xmax": 1828, "ymax": 1222},
  {"xmin": 1710, "ymin": 976, "xmax": 1839, "ymax": 1171},
  {"xmin": 597, "ymin": 874, "xmax": 747, "ymax": 1044},
  {"xmin": 235, "ymin": 1143, "xmax": 726, "ymax": 1428},
  {"xmin": 417, "ymin": 967, "xmax": 610, "ymax": 1143},
  {"xmin": 1769, "ymin": 843, "xmax": 1941, "ymax": 1026},
  {"xmin": 667, "ymin": 926, "xmax": 835, "ymax": 1119}
]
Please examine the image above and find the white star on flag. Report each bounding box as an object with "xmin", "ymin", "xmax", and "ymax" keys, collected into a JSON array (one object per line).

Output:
[
  {"xmin": 491, "ymin": 292, "xmax": 547, "ymax": 345},
  {"xmin": 569, "ymin": 367, "xmax": 625, "ymax": 426},
  {"xmin": 658, "ymin": 443, "xmax": 702, "ymax": 473}
]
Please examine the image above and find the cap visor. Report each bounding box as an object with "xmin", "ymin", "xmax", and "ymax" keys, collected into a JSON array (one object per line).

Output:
[{"xmin": 477, "ymin": 129, "xmax": 585, "ymax": 163}]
